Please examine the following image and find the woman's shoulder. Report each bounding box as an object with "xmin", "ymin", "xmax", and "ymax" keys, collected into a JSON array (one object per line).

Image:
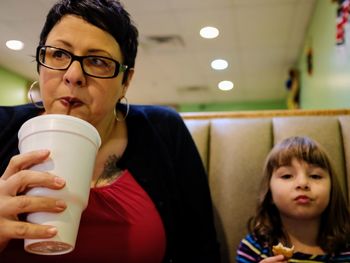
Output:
[
  {"xmin": 130, "ymin": 104, "xmax": 180, "ymax": 118},
  {"xmin": 0, "ymin": 103, "xmax": 39, "ymax": 113},
  {"xmin": 0, "ymin": 103, "xmax": 40, "ymax": 126},
  {"xmin": 129, "ymin": 104, "xmax": 183, "ymax": 127}
]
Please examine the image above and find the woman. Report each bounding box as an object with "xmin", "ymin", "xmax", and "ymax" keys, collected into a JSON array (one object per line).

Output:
[{"xmin": 0, "ymin": 0, "xmax": 220, "ymax": 262}]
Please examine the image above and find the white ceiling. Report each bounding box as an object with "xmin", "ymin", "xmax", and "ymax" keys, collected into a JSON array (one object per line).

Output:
[{"xmin": 0, "ymin": 0, "xmax": 316, "ymax": 106}]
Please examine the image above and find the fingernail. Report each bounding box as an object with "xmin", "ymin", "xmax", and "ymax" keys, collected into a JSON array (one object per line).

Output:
[
  {"xmin": 54, "ymin": 177, "xmax": 65, "ymax": 186},
  {"xmin": 56, "ymin": 200, "xmax": 66, "ymax": 209},
  {"xmin": 46, "ymin": 227, "xmax": 57, "ymax": 236},
  {"xmin": 38, "ymin": 149, "xmax": 50, "ymax": 155}
]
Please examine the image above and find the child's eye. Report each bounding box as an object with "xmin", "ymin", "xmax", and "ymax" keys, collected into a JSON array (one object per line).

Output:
[
  {"xmin": 281, "ymin": 174, "xmax": 292, "ymax": 179},
  {"xmin": 310, "ymin": 174, "xmax": 322, "ymax": 179}
]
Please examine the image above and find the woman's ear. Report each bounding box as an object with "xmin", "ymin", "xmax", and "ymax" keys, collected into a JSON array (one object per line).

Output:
[
  {"xmin": 121, "ymin": 68, "xmax": 134, "ymax": 96},
  {"xmin": 124, "ymin": 68, "xmax": 134, "ymax": 86}
]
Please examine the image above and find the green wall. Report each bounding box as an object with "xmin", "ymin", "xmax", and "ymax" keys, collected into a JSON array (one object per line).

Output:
[
  {"xmin": 179, "ymin": 99, "xmax": 286, "ymax": 112},
  {"xmin": 0, "ymin": 67, "xmax": 28, "ymax": 106},
  {"xmin": 297, "ymin": 0, "xmax": 350, "ymax": 109}
]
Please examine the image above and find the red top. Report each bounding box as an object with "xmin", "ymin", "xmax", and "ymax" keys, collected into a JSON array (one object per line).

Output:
[{"xmin": 1, "ymin": 170, "xmax": 166, "ymax": 263}]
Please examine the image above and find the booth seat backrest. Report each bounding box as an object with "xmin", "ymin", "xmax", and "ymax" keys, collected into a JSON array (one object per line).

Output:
[{"xmin": 182, "ymin": 109, "xmax": 350, "ymax": 263}]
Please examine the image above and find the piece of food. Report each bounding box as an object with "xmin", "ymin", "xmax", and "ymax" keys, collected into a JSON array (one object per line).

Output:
[{"xmin": 272, "ymin": 242, "xmax": 294, "ymax": 259}]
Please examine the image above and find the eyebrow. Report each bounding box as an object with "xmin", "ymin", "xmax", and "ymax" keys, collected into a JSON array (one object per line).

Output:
[
  {"xmin": 275, "ymin": 165, "xmax": 293, "ymax": 170},
  {"xmin": 48, "ymin": 40, "xmax": 116, "ymax": 58},
  {"xmin": 308, "ymin": 166, "xmax": 327, "ymax": 173}
]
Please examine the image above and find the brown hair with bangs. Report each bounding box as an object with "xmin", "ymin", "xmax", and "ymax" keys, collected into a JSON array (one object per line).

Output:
[{"xmin": 248, "ymin": 136, "xmax": 350, "ymax": 254}]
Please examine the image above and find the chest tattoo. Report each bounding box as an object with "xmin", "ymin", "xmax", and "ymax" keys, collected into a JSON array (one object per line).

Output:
[{"xmin": 98, "ymin": 154, "xmax": 123, "ymax": 184}]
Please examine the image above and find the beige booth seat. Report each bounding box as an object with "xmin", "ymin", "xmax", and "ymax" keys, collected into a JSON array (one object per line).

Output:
[{"xmin": 182, "ymin": 109, "xmax": 350, "ymax": 263}]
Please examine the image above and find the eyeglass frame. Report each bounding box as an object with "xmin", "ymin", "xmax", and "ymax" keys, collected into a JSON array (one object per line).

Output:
[{"xmin": 36, "ymin": 45, "xmax": 129, "ymax": 79}]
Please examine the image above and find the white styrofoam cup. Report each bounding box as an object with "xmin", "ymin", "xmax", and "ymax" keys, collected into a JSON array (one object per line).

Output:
[{"xmin": 18, "ymin": 114, "xmax": 101, "ymax": 255}]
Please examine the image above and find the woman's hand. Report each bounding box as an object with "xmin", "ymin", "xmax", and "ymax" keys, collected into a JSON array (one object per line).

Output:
[
  {"xmin": 0, "ymin": 150, "xmax": 67, "ymax": 252},
  {"xmin": 260, "ymin": 254, "xmax": 288, "ymax": 263}
]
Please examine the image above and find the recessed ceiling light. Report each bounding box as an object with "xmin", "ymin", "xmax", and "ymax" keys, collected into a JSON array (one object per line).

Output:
[
  {"xmin": 211, "ymin": 59, "xmax": 228, "ymax": 70},
  {"xmin": 218, "ymin": 80, "xmax": 234, "ymax": 91},
  {"xmin": 6, "ymin": 40, "xmax": 24, "ymax": 51},
  {"xmin": 200, "ymin": 26, "xmax": 219, "ymax": 39}
]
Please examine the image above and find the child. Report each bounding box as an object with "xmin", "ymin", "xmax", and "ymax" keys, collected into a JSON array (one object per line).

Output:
[{"xmin": 236, "ymin": 136, "xmax": 350, "ymax": 262}]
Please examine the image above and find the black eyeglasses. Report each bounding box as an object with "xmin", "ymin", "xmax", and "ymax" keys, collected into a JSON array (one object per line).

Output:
[{"xmin": 36, "ymin": 45, "xmax": 128, "ymax": 79}]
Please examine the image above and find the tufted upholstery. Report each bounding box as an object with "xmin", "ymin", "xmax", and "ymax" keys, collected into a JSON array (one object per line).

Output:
[{"xmin": 182, "ymin": 109, "xmax": 350, "ymax": 263}]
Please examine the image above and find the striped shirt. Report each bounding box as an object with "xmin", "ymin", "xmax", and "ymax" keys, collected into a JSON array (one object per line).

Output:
[{"xmin": 236, "ymin": 234, "xmax": 350, "ymax": 262}]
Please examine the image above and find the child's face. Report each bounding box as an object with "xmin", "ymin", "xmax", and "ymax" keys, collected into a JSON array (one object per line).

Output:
[{"xmin": 270, "ymin": 158, "xmax": 331, "ymax": 221}]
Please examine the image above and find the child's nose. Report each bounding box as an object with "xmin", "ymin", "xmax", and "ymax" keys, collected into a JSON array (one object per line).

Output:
[{"xmin": 296, "ymin": 174, "xmax": 310, "ymax": 190}]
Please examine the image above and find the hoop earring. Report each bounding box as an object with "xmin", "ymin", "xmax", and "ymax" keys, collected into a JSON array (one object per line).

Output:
[
  {"xmin": 28, "ymin": 81, "xmax": 44, "ymax": 109},
  {"xmin": 115, "ymin": 96, "xmax": 129, "ymax": 122}
]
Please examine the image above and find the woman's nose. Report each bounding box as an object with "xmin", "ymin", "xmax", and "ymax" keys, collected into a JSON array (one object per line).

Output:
[{"xmin": 63, "ymin": 61, "xmax": 86, "ymax": 88}]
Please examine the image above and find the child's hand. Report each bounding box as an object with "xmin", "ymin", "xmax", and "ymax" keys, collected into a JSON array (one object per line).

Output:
[{"xmin": 259, "ymin": 254, "xmax": 288, "ymax": 263}]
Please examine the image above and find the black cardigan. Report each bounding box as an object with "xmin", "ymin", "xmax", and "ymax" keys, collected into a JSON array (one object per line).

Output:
[{"xmin": 0, "ymin": 104, "xmax": 221, "ymax": 263}]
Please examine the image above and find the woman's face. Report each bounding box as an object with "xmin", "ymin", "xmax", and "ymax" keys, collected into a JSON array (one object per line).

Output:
[
  {"xmin": 270, "ymin": 158, "xmax": 331, "ymax": 222},
  {"xmin": 39, "ymin": 15, "xmax": 133, "ymax": 130}
]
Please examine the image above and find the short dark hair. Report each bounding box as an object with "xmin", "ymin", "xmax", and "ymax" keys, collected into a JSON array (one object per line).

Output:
[{"xmin": 38, "ymin": 0, "xmax": 138, "ymax": 82}]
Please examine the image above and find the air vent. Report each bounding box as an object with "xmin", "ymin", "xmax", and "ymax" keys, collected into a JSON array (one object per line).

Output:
[
  {"xmin": 177, "ymin": 85, "xmax": 209, "ymax": 93},
  {"xmin": 140, "ymin": 35, "xmax": 185, "ymax": 51}
]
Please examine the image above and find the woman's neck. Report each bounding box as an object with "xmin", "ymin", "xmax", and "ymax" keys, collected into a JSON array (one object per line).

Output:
[
  {"xmin": 96, "ymin": 114, "xmax": 118, "ymax": 147},
  {"xmin": 91, "ymin": 116, "xmax": 128, "ymax": 185}
]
